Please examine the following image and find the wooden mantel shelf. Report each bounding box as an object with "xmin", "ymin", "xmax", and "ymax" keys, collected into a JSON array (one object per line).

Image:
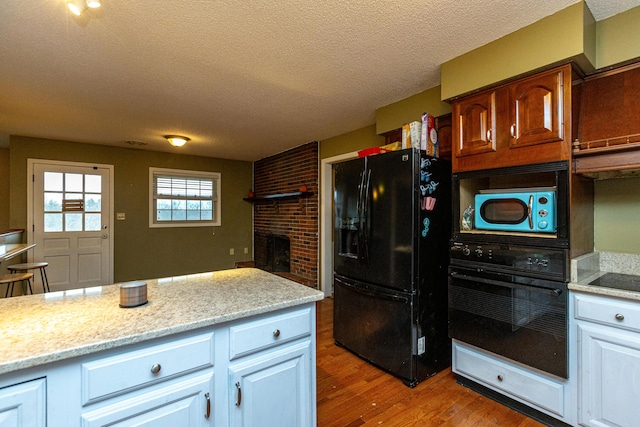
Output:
[{"xmin": 243, "ymin": 191, "xmax": 313, "ymax": 203}]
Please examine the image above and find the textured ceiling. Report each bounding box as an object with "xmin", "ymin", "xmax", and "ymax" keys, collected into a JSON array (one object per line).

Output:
[{"xmin": 1, "ymin": 0, "xmax": 638, "ymax": 161}]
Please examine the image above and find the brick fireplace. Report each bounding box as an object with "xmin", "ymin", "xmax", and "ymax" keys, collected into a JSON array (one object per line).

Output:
[{"xmin": 252, "ymin": 142, "xmax": 318, "ymax": 288}]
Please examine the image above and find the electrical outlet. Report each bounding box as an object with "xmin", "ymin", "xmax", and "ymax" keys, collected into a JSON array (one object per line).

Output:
[
  {"xmin": 244, "ymin": 247, "xmax": 248, "ymax": 254},
  {"xmin": 116, "ymin": 213, "xmax": 125, "ymax": 220},
  {"xmin": 229, "ymin": 248, "xmax": 234, "ymax": 255}
]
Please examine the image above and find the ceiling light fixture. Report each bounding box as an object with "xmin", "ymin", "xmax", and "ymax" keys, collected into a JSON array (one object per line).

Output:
[
  {"xmin": 86, "ymin": 0, "xmax": 102, "ymax": 8},
  {"xmin": 66, "ymin": 1, "xmax": 87, "ymax": 16},
  {"xmin": 164, "ymin": 135, "xmax": 190, "ymax": 147}
]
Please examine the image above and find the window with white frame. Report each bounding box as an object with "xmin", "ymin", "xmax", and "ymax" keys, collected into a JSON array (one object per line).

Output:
[{"xmin": 149, "ymin": 168, "xmax": 221, "ymax": 228}]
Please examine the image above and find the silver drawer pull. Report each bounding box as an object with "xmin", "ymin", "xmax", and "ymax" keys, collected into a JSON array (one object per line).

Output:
[
  {"xmin": 615, "ymin": 313, "xmax": 625, "ymax": 321},
  {"xmin": 273, "ymin": 329, "xmax": 281, "ymax": 338},
  {"xmin": 150, "ymin": 363, "xmax": 161, "ymax": 374},
  {"xmin": 497, "ymin": 375, "xmax": 504, "ymax": 382}
]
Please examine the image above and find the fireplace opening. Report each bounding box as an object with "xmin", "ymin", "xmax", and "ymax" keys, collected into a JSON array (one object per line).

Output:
[{"xmin": 255, "ymin": 233, "xmax": 290, "ymax": 273}]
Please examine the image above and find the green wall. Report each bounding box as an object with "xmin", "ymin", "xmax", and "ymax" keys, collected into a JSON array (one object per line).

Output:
[
  {"xmin": 441, "ymin": 2, "xmax": 596, "ymax": 100},
  {"xmin": 9, "ymin": 136, "xmax": 253, "ymax": 282},
  {"xmin": 596, "ymin": 6, "xmax": 640, "ymax": 68},
  {"xmin": 319, "ymin": 124, "xmax": 382, "ymax": 159},
  {"xmin": 375, "ymin": 86, "xmax": 451, "ymax": 135},
  {"xmin": 0, "ymin": 147, "xmax": 9, "ymax": 231},
  {"xmin": 594, "ymin": 178, "xmax": 640, "ymax": 254}
]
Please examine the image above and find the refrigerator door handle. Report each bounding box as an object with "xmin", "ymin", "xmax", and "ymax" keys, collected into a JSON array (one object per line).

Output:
[
  {"xmin": 361, "ymin": 168, "xmax": 372, "ymax": 261},
  {"xmin": 335, "ymin": 276, "xmax": 409, "ymax": 303}
]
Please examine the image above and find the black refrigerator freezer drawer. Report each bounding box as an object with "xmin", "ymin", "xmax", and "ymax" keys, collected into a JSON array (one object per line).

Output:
[{"xmin": 333, "ymin": 276, "xmax": 415, "ymax": 384}]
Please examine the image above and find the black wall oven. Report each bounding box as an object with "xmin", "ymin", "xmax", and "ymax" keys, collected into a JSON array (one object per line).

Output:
[
  {"xmin": 449, "ymin": 162, "xmax": 571, "ymax": 379},
  {"xmin": 448, "ymin": 242, "xmax": 568, "ymax": 378}
]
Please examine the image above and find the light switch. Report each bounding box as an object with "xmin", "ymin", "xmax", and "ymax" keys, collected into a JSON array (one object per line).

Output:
[
  {"xmin": 244, "ymin": 247, "xmax": 249, "ymax": 254},
  {"xmin": 117, "ymin": 213, "xmax": 125, "ymax": 220},
  {"xmin": 229, "ymin": 248, "xmax": 235, "ymax": 255}
]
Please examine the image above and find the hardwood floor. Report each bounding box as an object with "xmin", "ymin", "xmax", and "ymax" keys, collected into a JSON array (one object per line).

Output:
[{"xmin": 316, "ymin": 297, "xmax": 544, "ymax": 427}]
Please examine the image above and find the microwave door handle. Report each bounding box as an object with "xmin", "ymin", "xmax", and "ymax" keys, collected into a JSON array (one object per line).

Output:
[{"xmin": 527, "ymin": 195, "xmax": 534, "ymax": 230}]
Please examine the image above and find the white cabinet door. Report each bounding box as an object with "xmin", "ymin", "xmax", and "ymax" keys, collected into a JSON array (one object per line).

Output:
[
  {"xmin": 81, "ymin": 373, "xmax": 213, "ymax": 427},
  {"xmin": 229, "ymin": 341, "xmax": 313, "ymax": 427},
  {"xmin": 0, "ymin": 379, "xmax": 46, "ymax": 427},
  {"xmin": 578, "ymin": 323, "xmax": 640, "ymax": 427}
]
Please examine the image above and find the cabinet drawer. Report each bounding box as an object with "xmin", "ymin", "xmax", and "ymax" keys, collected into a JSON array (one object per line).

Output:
[
  {"xmin": 229, "ymin": 307, "xmax": 312, "ymax": 359},
  {"xmin": 82, "ymin": 332, "xmax": 214, "ymax": 405},
  {"xmin": 453, "ymin": 342, "xmax": 564, "ymax": 416},
  {"xmin": 574, "ymin": 293, "xmax": 640, "ymax": 332}
]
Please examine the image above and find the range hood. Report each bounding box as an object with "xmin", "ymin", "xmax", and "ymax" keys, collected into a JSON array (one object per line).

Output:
[{"xmin": 573, "ymin": 61, "xmax": 640, "ymax": 178}]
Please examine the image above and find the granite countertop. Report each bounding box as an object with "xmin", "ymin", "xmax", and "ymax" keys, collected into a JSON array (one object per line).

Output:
[
  {"xmin": 570, "ymin": 252, "xmax": 640, "ymax": 301},
  {"xmin": 0, "ymin": 268, "xmax": 324, "ymax": 375}
]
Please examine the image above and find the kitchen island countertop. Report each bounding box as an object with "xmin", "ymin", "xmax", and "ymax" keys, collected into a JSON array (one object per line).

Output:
[{"xmin": 0, "ymin": 268, "xmax": 324, "ymax": 375}]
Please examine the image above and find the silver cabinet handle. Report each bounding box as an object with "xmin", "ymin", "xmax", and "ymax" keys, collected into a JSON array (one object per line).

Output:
[
  {"xmin": 486, "ymin": 129, "xmax": 492, "ymax": 143},
  {"xmin": 510, "ymin": 124, "xmax": 516, "ymax": 138},
  {"xmin": 235, "ymin": 382, "xmax": 242, "ymax": 407},
  {"xmin": 497, "ymin": 375, "xmax": 504, "ymax": 382},
  {"xmin": 205, "ymin": 392, "xmax": 211, "ymax": 419},
  {"xmin": 615, "ymin": 313, "xmax": 625, "ymax": 321},
  {"xmin": 150, "ymin": 363, "xmax": 161, "ymax": 374},
  {"xmin": 273, "ymin": 329, "xmax": 281, "ymax": 338}
]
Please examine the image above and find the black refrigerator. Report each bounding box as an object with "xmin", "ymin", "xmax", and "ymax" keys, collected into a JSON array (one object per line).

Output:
[{"xmin": 333, "ymin": 148, "xmax": 451, "ymax": 387}]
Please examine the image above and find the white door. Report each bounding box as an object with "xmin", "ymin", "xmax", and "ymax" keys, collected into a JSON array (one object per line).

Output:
[{"xmin": 30, "ymin": 160, "xmax": 113, "ymax": 292}]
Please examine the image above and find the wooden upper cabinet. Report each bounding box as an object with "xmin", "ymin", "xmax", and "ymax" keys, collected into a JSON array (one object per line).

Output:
[
  {"xmin": 453, "ymin": 91, "xmax": 496, "ymax": 157},
  {"xmin": 451, "ymin": 64, "xmax": 572, "ymax": 172},
  {"xmin": 510, "ymin": 68, "xmax": 563, "ymax": 148}
]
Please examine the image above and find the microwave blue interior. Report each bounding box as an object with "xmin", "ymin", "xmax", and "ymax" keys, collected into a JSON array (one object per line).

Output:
[{"xmin": 474, "ymin": 190, "xmax": 556, "ymax": 233}]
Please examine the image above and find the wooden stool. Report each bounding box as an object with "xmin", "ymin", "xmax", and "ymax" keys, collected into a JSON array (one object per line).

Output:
[
  {"xmin": 1, "ymin": 273, "xmax": 33, "ymax": 297},
  {"xmin": 7, "ymin": 262, "xmax": 50, "ymax": 293}
]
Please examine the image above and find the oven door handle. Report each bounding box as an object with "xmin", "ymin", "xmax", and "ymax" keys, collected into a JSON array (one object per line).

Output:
[{"xmin": 450, "ymin": 271, "xmax": 563, "ymax": 297}]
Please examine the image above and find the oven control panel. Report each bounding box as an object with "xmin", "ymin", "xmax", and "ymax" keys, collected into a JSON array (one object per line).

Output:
[{"xmin": 450, "ymin": 241, "xmax": 567, "ymax": 281}]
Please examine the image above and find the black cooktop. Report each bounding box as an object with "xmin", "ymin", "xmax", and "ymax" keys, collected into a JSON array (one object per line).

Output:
[{"xmin": 588, "ymin": 272, "xmax": 640, "ymax": 293}]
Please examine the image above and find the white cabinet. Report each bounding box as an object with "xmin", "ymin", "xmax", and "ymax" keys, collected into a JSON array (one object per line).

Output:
[
  {"xmin": 0, "ymin": 303, "xmax": 317, "ymax": 427},
  {"xmin": 574, "ymin": 292, "xmax": 640, "ymax": 427},
  {"xmin": 451, "ymin": 340, "xmax": 576, "ymax": 425},
  {"xmin": 227, "ymin": 306, "xmax": 315, "ymax": 427},
  {"xmin": 0, "ymin": 378, "xmax": 46, "ymax": 427},
  {"xmin": 229, "ymin": 341, "xmax": 312, "ymax": 427},
  {"xmin": 78, "ymin": 331, "xmax": 215, "ymax": 427},
  {"xmin": 81, "ymin": 374, "xmax": 213, "ymax": 427}
]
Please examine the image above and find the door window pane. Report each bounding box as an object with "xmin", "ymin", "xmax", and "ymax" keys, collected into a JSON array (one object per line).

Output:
[
  {"xmin": 44, "ymin": 213, "xmax": 63, "ymax": 232},
  {"xmin": 85, "ymin": 175, "xmax": 101, "ymax": 193},
  {"xmin": 85, "ymin": 194, "xmax": 101, "ymax": 212},
  {"xmin": 85, "ymin": 214, "xmax": 102, "ymax": 231},
  {"xmin": 65, "ymin": 173, "xmax": 84, "ymax": 192},
  {"xmin": 44, "ymin": 172, "xmax": 63, "ymax": 192},
  {"xmin": 44, "ymin": 193, "xmax": 63, "ymax": 212},
  {"xmin": 65, "ymin": 213, "xmax": 83, "ymax": 231}
]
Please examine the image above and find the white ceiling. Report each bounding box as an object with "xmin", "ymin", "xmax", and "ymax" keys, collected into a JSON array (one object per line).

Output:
[{"xmin": 1, "ymin": 0, "xmax": 638, "ymax": 162}]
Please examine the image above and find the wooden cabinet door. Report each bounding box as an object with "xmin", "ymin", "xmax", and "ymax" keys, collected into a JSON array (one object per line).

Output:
[
  {"xmin": 510, "ymin": 68, "xmax": 564, "ymax": 148},
  {"xmin": 578, "ymin": 324, "xmax": 640, "ymax": 427},
  {"xmin": 229, "ymin": 341, "xmax": 313, "ymax": 427},
  {"xmin": 453, "ymin": 91, "xmax": 496, "ymax": 158}
]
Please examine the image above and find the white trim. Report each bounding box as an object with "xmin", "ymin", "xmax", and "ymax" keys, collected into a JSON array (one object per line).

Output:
[
  {"xmin": 27, "ymin": 158, "xmax": 115, "ymax": 285},
  {"xmin": 319, "ymin": 151, "xmax": 358, "ymax": 297},
  {"xmin": 149, "ymin": 167, "xmax": 221, "ymax": 228}
]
